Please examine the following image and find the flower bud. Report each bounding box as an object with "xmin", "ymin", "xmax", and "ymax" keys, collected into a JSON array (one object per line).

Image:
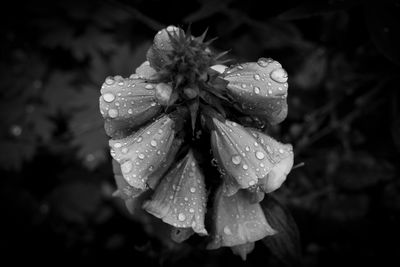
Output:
[
  {"xmin": 143, "ymin": 150, "xmax": 208, "ymax": 235},
  {"xmin": 134, "ymin": 60, "xmax": 157, "ymax": 80},
  {"xmin": 222, "ymin": 58, "xmax": 289, "ymax": 125},
  {"xmin": 99, "ymin": 76, "xmax": 162, "ymax": 138},
  {"xmin": 109, "ymin": 115, "xmax": 176, "ymax": 190},
  {"xmin": 207, "ymin": 188, "xmax": 276, "ymax": 249}
]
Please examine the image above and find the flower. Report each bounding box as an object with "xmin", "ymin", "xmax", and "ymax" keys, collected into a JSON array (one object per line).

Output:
[
  {"xmin": 143, "ymin": 150, "xmax": 208, "ymax": 235},
  {"xmin": 211, "ymin": 118, "xmax": 275, "ymax": 194},
  {"xmin": 207, "ymin": 187, "xmax": 276, "ymax": 249},
  {"xmin": 221, "ymin": 58, "xmax": 289, "ymax": 125},
  {"xmin": 249, "ymin": 129, "xmax": 294, "ymax": 193},
  {"xmin": 99, "ymin": 75, "xmax": 162, "ymax": 138},
  {"xmin": 109, "ymin": 114, "xmax": 176, "ymax": 190}
]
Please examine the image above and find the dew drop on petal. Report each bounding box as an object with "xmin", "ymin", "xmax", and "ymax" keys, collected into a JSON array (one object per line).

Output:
[
  {"xmin": 255, "ymin": 151, "xmax": 265, "ymax": 159},
  {"xmin": 108, "ymin": 109, "xmax": 118, "ymax": 118},
  {"xmin": 121, "ymin": 161, "xmax": 133, "ymax": 173},
  {"xmin": 113, "ymin": 142, "xmax": 122, "ymax": 148},
  {"xmin": 138, "ymin": 153, "xmax": 145, "ymax": 159},
  {"xmin": 102, "ymin": 93, "xmax": 115, "ymax": 103},
  {"xmin": 254, "ymin": 74, "xmax": 261, "ymax": 80},
  {"xmin": 279, "ymin": 148, "xmax": 284, "ymax": 153},
  {"xmin": 231, "ymin": 155, "xmax": 242, "ymax": 165},
  {"xmin": 270, "ymin": 68, "xmax": 288, "ymax": 83},
  {"xmin": 150, "ymin": 140, "xmax": 157, "ymax": 147},
  {"xmin": 223, "ymin": 226, "xmax": 232, "ymax": 235},
  {"xmin": 136, "ymin": 137, "xmax": 143, "ymax": 143},
  {"xmin": 249, "ymin": 180, "xmax": 256, "ymax": 186},
  {"xmin": 189, "ymin": 208, "xmax": 194, "ymax": 213},
  {"xmin": 245, "ymin": 146, "xmax": 250, "ymax": 151},
  {"xmin": 254, "ymin": 87, "xmax": 260, "ymax": 94},
  {"xmin": 190, "ymin": 187, "xmax": 196, "ymax": 193},
  {"xmin": 242, "ymin": 164, "xmax": 248, "ymax": 170},
  {"xmin": 145, "ymin": 84, "xmax": 153, "ymax": 89},
  {"xmin": 105, "ymin": 77, "xmax": 114, "ymax": 85},
  {"xmin": 128, "ymin": 109, "xmax": 133, "ymax": 114},
  {"xmin": 178, "ymin": 213, "xmax": 186, "ymax": 221}
]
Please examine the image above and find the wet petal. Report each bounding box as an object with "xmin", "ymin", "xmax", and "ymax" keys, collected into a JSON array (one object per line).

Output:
[
  {"xmin": 208, "ymin": 188, "xmax": 276, "ymax": 249},
  {"xmin": 109, "ymin": 115, "xmax": 176, "ymax": 190},
  {"xmin": 147, "ymin": 138, "xmax": 183, "ymax": 189},
  {"xmin": 143, "ymin": 150, "xmax": 208, "ymax": 235},
  {"xmin": 99, "ymin": 75, "xmax": 162, "ymax": 138},
  {"xmin": 249, "ymin": 129, "xmax": 294, "ymax": 193},
  {"xmin": 111, "ymin": 159, "xmax": 144, "ymax": 199},
  {"xmin": 222, "ymin": 58, "xmax": 289, "ymax": 125},
  {"xmin": 211, "ymin": 118, "xmax": 275, "ymax": 190},
  {"xmin": 231, "ymin": 242, "xmax": 255, "ymax": 261},
  {"xmin": 134, "ymin": 61, "xmax": 157, "ymax": 80}
]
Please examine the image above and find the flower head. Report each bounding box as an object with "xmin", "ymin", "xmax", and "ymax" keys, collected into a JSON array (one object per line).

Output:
[
  {"xmin": 143, "ymin": 150, "xmax": 208, "ymax": 235},
  {"xmin": 222, "ymin": 58, "xmax": 289, "ymax": 125}
]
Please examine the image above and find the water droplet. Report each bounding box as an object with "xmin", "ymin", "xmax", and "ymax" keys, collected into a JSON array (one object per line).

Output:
[
  {"xmin": 270, "ymin": 68, "xmax": 288, "ymax": 83},
  {"xmin": 279, "ymin": 148, "xmax": 284, "ymax": 154},
  {"xmin": 138, "ymin": 153, "xmax": 145, "ymax": 159},
  {"xmin": 241, "ymin": 84, "xmax": 247, "ymax": 88},
  {"xmin": 242, "ymin": 164, "xmax": 248, "ymax": 170},
  {"xmin": 118, "ymin": 81, "xmax": 124, "ymax": 86},
  {"xmin": 136, "ymin": 136, "xmax": 143, "ymax": 143},
  {"xmin": 254, "ymin": 74, "xmax": 261, "ymax": 80},
  {"xmin": 121, "ymin": 161, "xmax": 132, "ymax": 173},
  {"xmin": 189, "ymin": 208, "xmax": 195, "ymax": 213},
  {"xmin": 249, "ymin": 180, "xmax": 256, "ymax": 186},
  {"xmin": 145, "ymin": 84, "xmax": 153, "ymax": 89},
  {"xmin": 254, "ymin": 87, "xmax": 260, "ymax": 94},
  {"xmin": 231, "ymin": 155, "xmax": 242, "ymax": 165},
  {"xmin": 108, "ymin": 109, "xmax": 118, "ymax": 118},
  {"xmin": 190, "ymin": 187, "xmax": 196, "ymax": 193},
  {"xmin": 178, "ymin": 213, "xmax": 186, "ymax": 221},
  {"xmin": 114, "ymin": 143, "xmax": 122, "ymax": 148},
  {"xmin": 105, "ymin": 77, "xmax": 114, "ymax": 85},
  {"xmin": 103, "ymin": 93, "xmax": 115, "ymax": 102},
  {"xmin": 122, "ymin": 147, "xmax": 129, "ymax": 154},
  {"xmin": 237, "ymin": 65, "xmax": 244, "ymax": 70},
  {"xmin": 257, "ymin": 58, "xmax": 273, "ymax": 67},
  {"xmin": 150, "ymin": 140, "xmax": 157, "ymax": 147},
  {"xmin": 128, "ymin": 109, "xmax": 133, "ymax": 114},
  {"xmin": 255, "ymin": 151, "xmax": 265, "ymax": 159},
  {"xmin": 223, "ymin": 226, "xmax": 232, "ymax": 235},
  {"xmin": 150, "ymin": 102, "xmax": 157, "ymax": 106},
  {"xmin": 268, "ymin": 89, "xmax": 273, "ymax": 95},
  {"xmin": 245, "ymin": 146, "xmax": 250, "ymax": 151}
]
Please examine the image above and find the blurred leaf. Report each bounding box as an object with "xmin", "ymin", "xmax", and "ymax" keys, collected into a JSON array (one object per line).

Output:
[
  {"xmin": 320, "ymin": 194, "xmax": 369, "ymax": 222},
  {"xmin": 278, "ymin": 0, "xmax": 361, "ymax": 20},
  {"xmin": 261, "ymin": 195, "xmax": 301, "ymax": 266},
  {"xmin": 364, "ymin": 0, "xmax": 400, "ymax": 65},
  {"xmin": 0, "ymin": 140, "xmax": 36, "ymax": 170}
]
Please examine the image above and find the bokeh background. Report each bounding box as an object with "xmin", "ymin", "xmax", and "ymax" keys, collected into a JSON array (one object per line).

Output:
[{"xmin": 1, "ymin": 0, "xmax": 399, "ymax": 266}]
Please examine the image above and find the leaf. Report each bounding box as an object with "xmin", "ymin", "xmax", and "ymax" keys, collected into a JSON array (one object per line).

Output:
[
  {"xmin": 261, "ymin": 195, "xmax": 301, "ymax": 266},
  {"xmin": 364, "ymin": 1, "xmax": 400, "ymax": 65}
]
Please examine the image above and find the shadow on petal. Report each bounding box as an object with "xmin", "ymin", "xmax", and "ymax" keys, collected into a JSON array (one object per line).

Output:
[
  {"xmin": 208, "ymin": 187, "xmax": 276, "ymax": 250},
  {"xmin": 143, "ymin": 150, "xmax": 208, "ymax": 235}
]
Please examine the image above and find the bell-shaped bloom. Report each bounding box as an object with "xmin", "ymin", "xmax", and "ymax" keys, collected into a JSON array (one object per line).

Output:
[
  {"xmin": 111, "ymin": 159, "xmax": 144, "ymax": 199},
  {"xmin": 221, "ymin": 58, "xmax": 289, "ymax": 125},
  {"xmin": 109, "ymin": 115, "xmax": 176, "ymax": 190},
  {"xmin": 99, "ymin": 75, "xmax": 162, "ymax": 138},
  {"xmin": 207, "ymin": 188, "xmax": 276, "ymax": 249},
  {"xmin": 249, "ymin": 129, "xmax": 294, "ymax": 193},
  {"xmin": 143, "ymin": 150, "xmax": 208, "ymax": 235},
  {"xmin": 211, "ymin": 118, "xmax": 276, "ymax": 194},
  {"xmin": 231, "ymin": 242, "xmax": 255, "ymax": 261},
  {"xmin": 146, "ymin": 26, "xmax": 182, "ymax": 70}
]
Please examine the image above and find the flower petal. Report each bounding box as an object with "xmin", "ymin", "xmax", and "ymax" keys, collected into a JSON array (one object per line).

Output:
[
  {"xmin": 249, "ymin": 129, "xmax": 294, "ymax": 193},
  {"xmin": 135, "ymin": 61, "xmax": 157, "ymax": 80},
  {"xmin": 111, "ymin": 159, "xmax": 144, "ymax": 199},
  {"xmin": 109, "ymin": 115, "xmax": 176, "ymax": 190},
  {"xmin": 211, "ymin": 118, "xmax": 275, "ymax": 190},
  {"xmin": 231, "ymin": 242, "xmax": 255, "ymax": 261},
  {"xmin": 143, "ymin": 150, "xmax": 208, "ymax": 235},
  {"xmin": 222, "ymin": 58, "xmax": 289, "ymax": 125},
  {"xmin": 208, "ymin": 188, "xmax": 276, "ymax": 249},
  {"xmin": 99, "ymin": 75, "xmax": 162, "ymax": 138}
]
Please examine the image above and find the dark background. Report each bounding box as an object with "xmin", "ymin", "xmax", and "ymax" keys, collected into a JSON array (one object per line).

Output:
[{"xmin": 1, "ymin": 0, "xmax": 399, "ymax": 266}]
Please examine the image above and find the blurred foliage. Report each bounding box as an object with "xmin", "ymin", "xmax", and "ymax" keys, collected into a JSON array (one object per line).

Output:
[{"xmin": 1, "ymin": 0, "xmax": 399, "ymax": 266}]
